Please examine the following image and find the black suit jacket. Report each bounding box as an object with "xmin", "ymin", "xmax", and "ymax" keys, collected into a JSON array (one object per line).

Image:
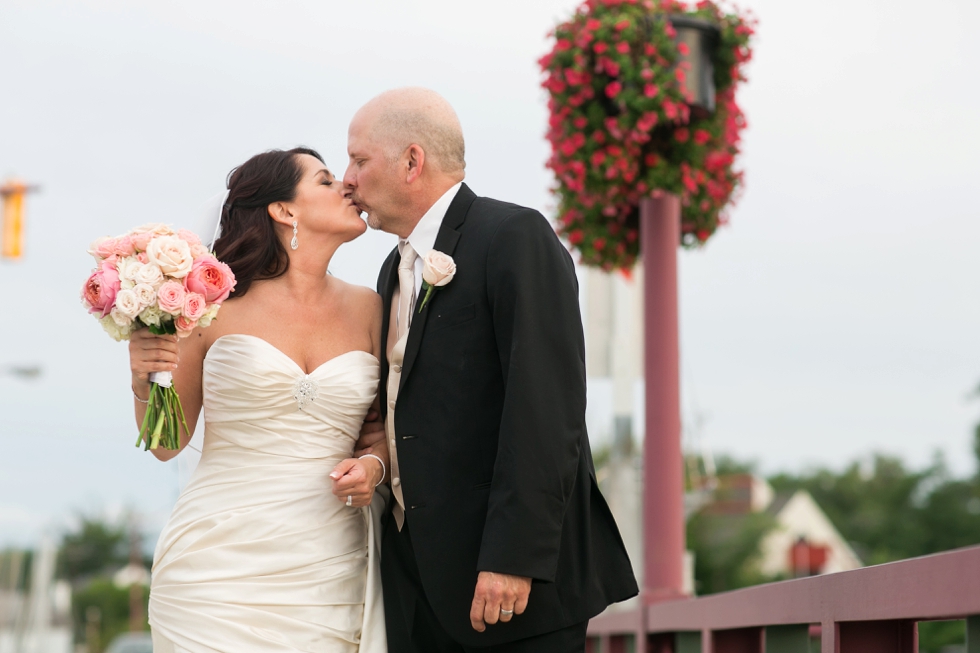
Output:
[{"xmin": 377, "ymin": 184, "xmax": 637, "ymax": 646}]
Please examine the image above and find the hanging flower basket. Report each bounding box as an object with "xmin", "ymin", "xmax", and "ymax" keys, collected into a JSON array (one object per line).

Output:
[{"xmin": 540, "ymin": 0, "xmax": 755, "ymax": 269}]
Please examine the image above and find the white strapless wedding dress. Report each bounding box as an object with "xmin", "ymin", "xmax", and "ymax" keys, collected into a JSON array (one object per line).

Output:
[{"xmin": 149, "ymin": 334, "xmax": 386, "ymax": 653}]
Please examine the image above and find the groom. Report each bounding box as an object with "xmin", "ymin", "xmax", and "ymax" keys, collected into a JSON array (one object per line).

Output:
[{"xmin": 346, "ymin": 88, "xmax": 637, "ymax": 653}]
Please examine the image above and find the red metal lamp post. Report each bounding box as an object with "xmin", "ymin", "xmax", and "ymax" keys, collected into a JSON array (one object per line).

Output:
[
  {"xmin": 641, "ymin": 16, "xmax": 719, "ymax": 606},
  {"xmin": 641, "ymin": 192, "xmax": 686, "ymax": 604}
]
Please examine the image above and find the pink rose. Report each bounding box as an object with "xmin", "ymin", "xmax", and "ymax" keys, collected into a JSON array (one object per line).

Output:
[
  {"xmin": 185, "ymin": 255, "xmax": 236, "ymax": 304},
  {"xmin": 94, "ymin": 238, "xmax": 119, "ymax": 260},
  {"xmin": 183, "ymin": 292, "xmax": 207, "ymax": 321},
  {"xmin": 87, "ymin": 236, "xmax": 109, "ymax": 261},
  {"xmin": 190, "ymin": 243, "xmax": 209, "ymax": 258},
  {"xmin": 177, "ymin": 229, "xmax": 202, "ymax": 247},
  {"xmin": 81, "ymin": 265, "xmax": 120, "ymax": 318},
  {"xmin": 157, "ymin": 281, "xmax": 186, "ymax": 315},
  {"xmin": 175, "ymin": 315, "xmax": 197, "ymax": 338},
  {"xmin": 131, "ymin": 232, "xmax": 153, "ymax": 252},
  {"xmin": 112, "ymin": 236, "xmax": 136, "ymax": 257}
]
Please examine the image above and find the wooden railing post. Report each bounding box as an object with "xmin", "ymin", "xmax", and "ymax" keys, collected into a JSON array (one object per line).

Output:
[{"xmin": 820, "ymin": 621, "xmax": 836, "ymax": 653}]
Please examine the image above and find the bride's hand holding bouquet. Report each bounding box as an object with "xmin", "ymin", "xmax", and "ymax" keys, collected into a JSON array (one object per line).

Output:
[{"xmin": 81, "ymin": 223, "xmax": 236, "ymax": 450}]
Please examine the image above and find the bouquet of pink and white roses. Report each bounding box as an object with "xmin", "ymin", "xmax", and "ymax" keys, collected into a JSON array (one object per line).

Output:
[{"xmin": 81, "ymin": 223, "xmax": 236, "ymax": 450}]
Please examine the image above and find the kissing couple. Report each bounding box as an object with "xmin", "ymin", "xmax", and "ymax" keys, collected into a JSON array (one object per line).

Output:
[{"xmin": 127, "ymin": 87, "xmax": 638, "ymax": 653}]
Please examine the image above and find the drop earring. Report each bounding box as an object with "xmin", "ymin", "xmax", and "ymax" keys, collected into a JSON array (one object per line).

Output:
[{"xmin": 290, "ymin": 220, "xmax": 298, "ymax": 250}]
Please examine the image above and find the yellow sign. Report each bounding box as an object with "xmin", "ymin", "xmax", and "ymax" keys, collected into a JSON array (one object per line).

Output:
[{"xmin": 1, "ymin": 180, "xmax": 38, "ymax": 260}]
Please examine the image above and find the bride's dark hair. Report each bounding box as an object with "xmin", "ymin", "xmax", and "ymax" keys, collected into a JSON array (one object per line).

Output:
[{"xmin": 214, "ymin": 147, "xmax": 324, "ymax": 298}]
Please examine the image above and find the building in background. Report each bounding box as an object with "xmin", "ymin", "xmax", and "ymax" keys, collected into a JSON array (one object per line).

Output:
[{"xmin": 698, "ymin": 473, "xmax": 862, "ymax": 582}]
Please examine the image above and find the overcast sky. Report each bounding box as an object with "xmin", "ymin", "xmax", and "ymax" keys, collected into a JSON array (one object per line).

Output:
[{"xmin": 0, "ymin": 0, "xmax": 978, "ymax": 546}]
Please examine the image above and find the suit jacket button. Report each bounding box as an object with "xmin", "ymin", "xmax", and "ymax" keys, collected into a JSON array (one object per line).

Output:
[{"xmin": 392, "ymin": 477, "xmax": 401, "ymax": 487}]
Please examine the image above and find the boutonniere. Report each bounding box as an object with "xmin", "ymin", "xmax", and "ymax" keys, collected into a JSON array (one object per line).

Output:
[{"xmin": 418, "ymin": 250, "xmax": 457, "ymax": 313}]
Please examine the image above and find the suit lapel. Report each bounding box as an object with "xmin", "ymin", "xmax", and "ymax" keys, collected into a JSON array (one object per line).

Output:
[{"xmin": 399, "ymin": 183, "xmax": 477, "ymax": 388}]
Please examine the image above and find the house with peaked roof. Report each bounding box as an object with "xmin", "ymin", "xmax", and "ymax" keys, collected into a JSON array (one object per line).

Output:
[
  {"xmin": 703, "ymin": 474, "xmax": 862, "ymax": 578},
  {"xmin": 757, "ymin": 489, "xmax": 862, "ymax": 577}
]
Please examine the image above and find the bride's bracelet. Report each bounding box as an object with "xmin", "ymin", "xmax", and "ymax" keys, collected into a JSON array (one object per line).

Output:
[
  {"xmin": 133, "ymin": 385, "xmax": 150, "ymax": 404},
  {"xmin": 359, "ymin": 453, "xmax": 386, "ymax": 487}
]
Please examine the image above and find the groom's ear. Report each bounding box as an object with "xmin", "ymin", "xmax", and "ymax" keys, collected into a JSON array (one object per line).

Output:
[
  {"xmin": 405, "ymin": 144, "xmax": 425, "ymax": 184},
  {"xmin": 267, "ymin": 202, "xmax": 293, "ymax": 226}
]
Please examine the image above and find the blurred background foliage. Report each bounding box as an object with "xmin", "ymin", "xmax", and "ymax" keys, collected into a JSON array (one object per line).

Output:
[{"xmin": 675, "ymin": 422, "xmax": 980, "ymax": 653}]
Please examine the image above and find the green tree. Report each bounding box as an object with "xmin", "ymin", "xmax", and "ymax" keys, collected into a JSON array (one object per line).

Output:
[
  {"xmin": 687, "ymin": 510, "xmax": 778, "ymax": 595},
  {"xmin": 58, "ymin": 515, "xmax": 149, "ymax": 651},
  {"xmin": 769, "ymin": 455, "xmax": 937, "ymax": 564},
  {"xmin": 71, "ymin": 578, "xmax": 147, "ymax": 652},
  {"xmin": 57, "ymin": 517, "xmax": 128, "ymax": 583}
]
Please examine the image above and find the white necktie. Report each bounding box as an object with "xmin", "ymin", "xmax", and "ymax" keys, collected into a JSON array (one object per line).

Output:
[
  {"xmin": 387, "ymin": 241, "xmax": 418, "ymax": 530},
  {"xmin": 397, "ymin": 241, "xmax": 417, "ymax": 340}
]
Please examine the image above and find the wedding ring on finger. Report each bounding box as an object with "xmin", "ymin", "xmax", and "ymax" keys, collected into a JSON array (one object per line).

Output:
[
  {"xmin": 346, "ymin": 495, "xmax": 353, "ymax": 507},
  {"xmin": 500, "ymin": 608, "xmax": 514, "ymax": 618}
]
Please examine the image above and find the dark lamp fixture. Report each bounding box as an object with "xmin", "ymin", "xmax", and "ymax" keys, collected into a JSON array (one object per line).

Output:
[{"xmin": 668, "ymin": 15, "xmax": 719, "ymax": 113}]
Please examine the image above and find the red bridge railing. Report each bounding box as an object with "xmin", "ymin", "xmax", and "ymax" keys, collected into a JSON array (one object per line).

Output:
[{"xmin": 587, "ymin": 544, "xmax": 980, "ymax": 653}]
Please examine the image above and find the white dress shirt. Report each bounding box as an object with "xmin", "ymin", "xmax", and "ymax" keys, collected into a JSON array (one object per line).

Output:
[
  {"xmin": 397, "ymin": 182, "xmax": 462, "ymax": 324},
  {"xmin": 401, "ymin": 182, "xmax": 462, "ymax": 290}
]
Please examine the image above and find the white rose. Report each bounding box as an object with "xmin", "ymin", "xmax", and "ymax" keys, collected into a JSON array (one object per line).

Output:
[
  {"xmin": 117, "ymin": 256, "xmax": 141, "ymax": 282},
  {"xmin": 114, "ymin": 289, "xmax": 141, "ymax": 319},
  {"xmin": 132, "ymin": 223, "xmax": 175, "ymax": 237},
  {"xmin": 109, "ymin": 307, "xmax": 133, "ymax": 329},
  {"xmin": 198, "ymin": 303, "xmax": 220, "ymax": 328},
  {"xmin": 134, "ymin": 263, "xmax": 164, "ymax": 286},
  {"xmin": 132, "ymin": 283, "xmax": 156, "ymax": 309},
  {"xmin": 422, "ymin": 250, "xmax": 456, "ymax": 287},
  {"xmin": 139, "ymin": 305, "xmax": 164, "ymax": 327},
  {"xmin": 147, "ymin": 236, "xmax": 193, "ymax": 278},
  {"xmin": 100, "ymin": 315, "xmax": 131, "ymax": 341}
]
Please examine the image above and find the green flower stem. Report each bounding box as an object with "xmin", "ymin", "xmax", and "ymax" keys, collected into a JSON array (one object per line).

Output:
[
  {"xmin": 134, "ymin": 381, "xmax": 190, "ymax": 451},
  {"xmin": 418, "ymin": 283, "xmax": 435, "ymax": 313},
  {"xmin": 164, "ymin": 388, "xmax": 177, "ymax": 450},
  {"xmin": 150, "ymin": 401, "xmax": 167, "ymax": 450},
  {"xmin": 174, "ymin": 389, "xmax": 190, "ymax": 447},
  {"xmin": 170, "ymin": 391, "xmax": 181, "ymax": 449},
  {"xmin": 160, "ymin": 390, "xmax": 171, "ymax": 450},
  {"xmin": 136, "ymin": 382, "xmax": 159, "ymax": 448}
]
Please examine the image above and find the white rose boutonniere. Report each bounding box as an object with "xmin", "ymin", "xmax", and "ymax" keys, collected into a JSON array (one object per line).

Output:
[{"xmin": 418, "ymin": 250, "xmax": 456, "ymax": 313}]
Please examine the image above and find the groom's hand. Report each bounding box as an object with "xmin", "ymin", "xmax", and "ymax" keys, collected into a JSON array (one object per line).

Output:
[{"xmin": 469, "ymin": 572, "xmax": 531, "ymax": 632}]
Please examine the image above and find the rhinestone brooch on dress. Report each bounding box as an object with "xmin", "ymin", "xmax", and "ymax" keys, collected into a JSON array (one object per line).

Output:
[{"xmin": 292, "ymin": 375, "xmax": 319, "ymax": 411}]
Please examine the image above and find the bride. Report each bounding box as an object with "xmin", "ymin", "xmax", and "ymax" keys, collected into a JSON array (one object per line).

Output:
[{"xmin": 127, "ymin": 147, "xmax": 389, "ymax": 652}]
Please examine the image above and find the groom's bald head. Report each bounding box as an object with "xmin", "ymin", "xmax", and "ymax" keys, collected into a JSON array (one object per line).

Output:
[
  {"xmin": 356, "ymin": 87, "xmax": 466, "ymax": 176},
  {"xmin": 345, "ymin": 88, "xmax": 467, "ymax": 237}
]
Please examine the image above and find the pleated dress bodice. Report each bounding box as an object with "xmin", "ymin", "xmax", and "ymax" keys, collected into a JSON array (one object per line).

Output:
[{"xmin": 149, "ymin": 334, "xmax": 385, "ymax": 653}]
